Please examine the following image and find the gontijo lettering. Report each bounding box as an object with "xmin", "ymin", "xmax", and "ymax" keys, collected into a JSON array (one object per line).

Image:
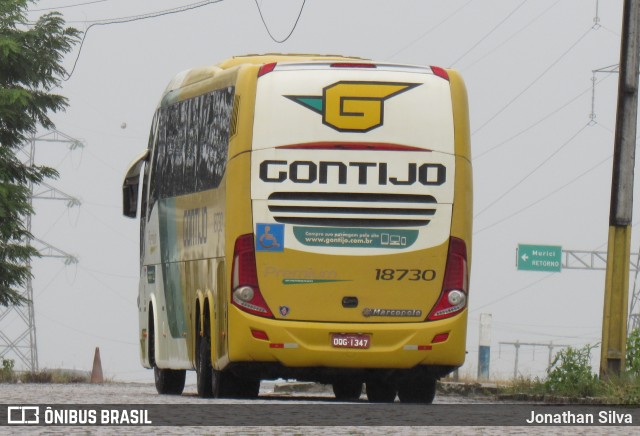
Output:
[
  {"xmin": 259, "ymin": 160, "xmax": 446, "ymax": 186},
  {"xmin": 183, "ymin": 207, "xmax": 207, "ymax": 247}
]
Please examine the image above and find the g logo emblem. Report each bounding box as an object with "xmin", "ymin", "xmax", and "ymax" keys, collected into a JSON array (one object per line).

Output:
[{"xmin": 286, "ymin": 81, "xmax": 420, "ymax": 132}]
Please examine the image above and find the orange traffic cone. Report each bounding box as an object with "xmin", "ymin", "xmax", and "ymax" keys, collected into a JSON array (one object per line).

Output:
[{"xmin": 90, "ymin": 347, "xmax": 104, "ymax": 383}]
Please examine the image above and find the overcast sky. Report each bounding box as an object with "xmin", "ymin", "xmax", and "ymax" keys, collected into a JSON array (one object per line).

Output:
[{"xmin": 4, "ymin": 0, "xmax": 633, "ymax": 382}]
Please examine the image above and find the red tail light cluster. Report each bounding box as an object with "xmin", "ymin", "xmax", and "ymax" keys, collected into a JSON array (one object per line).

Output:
[
  {"xmin": 258, "ymin": 62, "xmax": 277, "ymax": 77},
  {"xmin": 431, "ymin": 66, "xmax": 450, "ymax": 81},
  {"xmin": 427, "ymin": 237, "xmax": 468, "ymax": 321},
  {"xmin": 231, "ymin": 234, "xmax": 274, "ymax": 318}
]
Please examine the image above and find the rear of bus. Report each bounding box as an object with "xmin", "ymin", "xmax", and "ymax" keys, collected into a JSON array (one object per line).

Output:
[{"xmin": 228, "ymin": 60, "xmax": 472, "ymax": 397}]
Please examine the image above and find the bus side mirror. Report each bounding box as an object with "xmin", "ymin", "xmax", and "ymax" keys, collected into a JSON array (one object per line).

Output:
[
  {"xmin": 122, "ymin": 149, "xmax": 150, "ymax": 219},
  {"xmin": 123, "ymin": 176, "xmax": 139, "ymax": 218}
]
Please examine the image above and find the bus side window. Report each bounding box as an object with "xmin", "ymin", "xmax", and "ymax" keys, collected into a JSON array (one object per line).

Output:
[
  {"xmin": 147, "ymin": 87, "xmax": 235, "ymax": 208},
  {"xmin": 147, "ymin": 110, "xmax": 162, "ymax": 217},
  {"xmin": 141, "ymin": 161, "xmax": 149, "ymax": 221}
]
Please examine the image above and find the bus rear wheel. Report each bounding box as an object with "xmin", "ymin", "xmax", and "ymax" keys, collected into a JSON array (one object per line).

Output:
[
  {"xmin": 332, "ymin": 380, "xmax": 363, "ymax": 401},
  {"xmin": 197, "ymin": 335, "xmax": 213, "ymax": 398},
  {"xmin": 154, "ymin": 366, "xmax": 186, "ymax": 395},
  {"xmin": 398, "ymin": 377, "xmax": 437, "ymax": 404},
  {"xmin": 365, "ymin": 380, "xmax": 396, "ymax": 403}
]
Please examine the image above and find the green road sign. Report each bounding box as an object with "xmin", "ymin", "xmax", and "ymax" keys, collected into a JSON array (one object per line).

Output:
[{"xmin": 517, "ymin": 244, "xmax": 562, "ymax": 272}]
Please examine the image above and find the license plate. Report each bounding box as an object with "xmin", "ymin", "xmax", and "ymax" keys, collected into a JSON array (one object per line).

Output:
[{"xmin": 331, "ymin": 333, "xmax": 370, "ymax": 349}]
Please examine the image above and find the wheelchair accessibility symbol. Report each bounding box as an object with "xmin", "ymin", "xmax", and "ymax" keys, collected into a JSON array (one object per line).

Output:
[{"xmin": 256, "ymin": 223, "xmax": 284, "ymax": 252}]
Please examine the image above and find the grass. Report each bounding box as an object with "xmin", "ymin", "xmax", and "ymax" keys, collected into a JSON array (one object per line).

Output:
[
  {"xmin": 20, "ymin": 369, "xmax": 91, "ymax": 384},
  {"xmin": 495, "ymin": 374, "xmax": 640, "ymax": 404},
  {"xmin": 1, "ymin": 359, "xmax": 91, "ymax": 384}
]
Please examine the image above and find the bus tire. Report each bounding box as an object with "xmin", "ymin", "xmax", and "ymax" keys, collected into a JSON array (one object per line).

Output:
[
  {"xmin": 332, "ymin": 380, "xmax": 363, "ymax": 400},
  {"xmin": 211, "ymin": 368, "xmax": 224, "ymax": 398},
  {"xmin": 196, "ymin": 335, "xmax": 213, "ymax": 398},
  {"xmin": 149, "ymin": 308, "xmax": 185, "ymax": 395},
  {"xmin": 154, "ymin": 366, "xmax": 186, "ymax": 395},
  {"xmin": 398, "ymin": 378, "xmax": 437, "ymax": 404},
  {"xmin": 365, "ymin": 380, "xmax": 396, "ymax": 403}
]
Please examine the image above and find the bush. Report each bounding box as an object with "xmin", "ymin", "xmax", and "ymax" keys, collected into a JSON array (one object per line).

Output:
[
  {"xmin": 498, "ymin": 336, "xmax": 640, "ymax": 403},
  {"xmin": 545, "ymin": 344, "xmax": 601, "ymax": 398},
  {"xmin": 20, "ymin": 371, "xmax": 53, "ymax": 384},
  {"xmin": 0, "ymin": 358, "xmax": 17, "ymax": 383},
  {"xmin": 627, "ymin": 328, "xmax": 640, "ymax": 377}
]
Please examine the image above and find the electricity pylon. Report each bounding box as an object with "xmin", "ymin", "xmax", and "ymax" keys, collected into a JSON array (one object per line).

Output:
[{"xmin": 0, "ymin": 130, "xmax": 82, "ymax": 372}]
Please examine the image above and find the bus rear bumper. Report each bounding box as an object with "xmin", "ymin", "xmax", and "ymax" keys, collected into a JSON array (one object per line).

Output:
[{"xmin": 227, "ymin": 308, "xmax": 467, "ymax": 370}]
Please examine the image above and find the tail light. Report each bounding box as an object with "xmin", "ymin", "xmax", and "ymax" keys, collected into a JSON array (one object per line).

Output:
[
  {"xmin": 427, "ymin": 237, "xmax": 468, "ymax": 321},
  {"xmin": 231, "ymin": 234, "xmax": 274, "ymax": 318},
  {"xmin": 258, "ymin": 62, "xmax": 277, "ymax": 77},
  {"xmin": 431, "ymin": 66, "xmax": 449, "ymax": 81}
]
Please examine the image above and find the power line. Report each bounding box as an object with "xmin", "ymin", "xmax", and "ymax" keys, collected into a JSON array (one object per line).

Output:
[
  {"xmin": 79, "ymin": 265, "xmax": 137, "ymax": 280},
  {"xmin": 472, "ymin": 26, "xmax": 594, "ymax": 136},
  {"xmin": 450, "ymin": 0, "xmax": 528, "ymax": 67},
  {"xmin": 29, "ymin": 0, "xmax": 109, "ymax": 12},
  {"xmin": 470, "ymin": 273, "xmax": 555, "ymax": 313},
  {"xmin": 471, "ymin": 217, "xmax": 640, "ymax": 314},
  {"xmin": 254, "ymin": 0, "xmax": 306, "ymax": 43},
  {"xmin": 77, "ymin": 266, "xmax": 132, "ymax": 307},
  {"xmin": 40, "ymin": 207, "xmax": 72, "ymax": 239},
  {"xmin": 467, "ymin": 8, "xmax": 609, "ymax": 162},
  {"xmin": 474, "ymin": 154, "xmax": 612, "ymax": 235},
  {"xmin": 475, "ymin": 73, "xmax": 613, "ymax": 161},
  {"xmin": 34, "ymin": 265, "xmax": 67, "ymax": 299},
  {"xmin": 386, "ymin": 0, "xmax": 474, "ymax": 61},
  {"xmin": 487, "ymin": 319, "xmax": 599, "ymax": 330},
  {"xmin": 37, "ymin": 310, "xmax": 136, "ymax": 346},
  {"xmin": 459, "ymin": 0, "xmax": 561, "ymax": 71},
  {"xmin": 63, "ymin": 0, "xmax": 224, "ymax": 80},
  {"xmin": 474, "ymin": 122, "xmax": 590, "ymax": 219},
  {"xmin": 65, "ymin": 0, "xmax": 221, "ymax": 24},
  {"xmin": 78, "ymin": 207, "xmax": 137, "ymax": 247}
]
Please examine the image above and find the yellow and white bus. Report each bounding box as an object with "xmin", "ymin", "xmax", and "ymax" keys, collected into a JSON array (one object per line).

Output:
[{"xmin": 123, "ymin": 54, "xmax": 472, "ymax": 403}]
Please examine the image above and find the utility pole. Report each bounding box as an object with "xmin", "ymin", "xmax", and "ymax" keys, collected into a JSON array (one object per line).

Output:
[
  {"xmin": 601, "ymin": 0, "xmax": 640, "ymax": 379},
  {"xmin": 0, "ymin": 130, "xmax": 82, "ymax": 372}
]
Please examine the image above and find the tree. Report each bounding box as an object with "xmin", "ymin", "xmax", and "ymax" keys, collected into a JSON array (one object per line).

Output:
[{"xmin": 0, "ymin": 1, "xmax": 79, "ymax": 306}]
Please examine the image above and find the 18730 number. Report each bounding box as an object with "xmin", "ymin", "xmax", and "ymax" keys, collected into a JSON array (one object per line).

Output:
[{"xmin": 375, "ymin": 269, "xmax": 436, "ymax": 281}]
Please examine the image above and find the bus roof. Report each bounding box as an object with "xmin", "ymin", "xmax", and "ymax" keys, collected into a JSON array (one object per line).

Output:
[
  {"xmin": 216, "ymin": 54, "xmax": 368, "ymax": 70},
  {"xmin": 161, "ymin": 55, "xmax": 370, "ymax": 100},
  {"xmin": 159, "ymin": 54, "xmax": 455, "ymax": 110}
]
